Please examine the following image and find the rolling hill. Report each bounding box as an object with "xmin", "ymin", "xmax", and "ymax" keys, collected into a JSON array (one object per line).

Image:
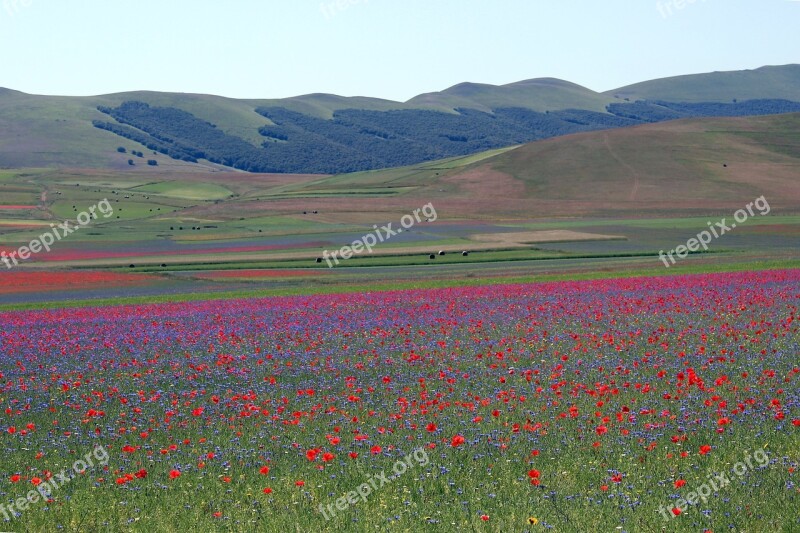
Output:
[
  {"xmin": 247, "ymin": 112, "xmax": 800, "ymax": 220},
  {"xmin": 608, "ymin": 65, "xmax": 800, "ymax": 103},
  {"xmin": 407, "ymin": 78, "xmax": 614, "ymax": 113},
  {"xmin": 1, "ymin": 65, "xmax": 799, "ymax": 174}
]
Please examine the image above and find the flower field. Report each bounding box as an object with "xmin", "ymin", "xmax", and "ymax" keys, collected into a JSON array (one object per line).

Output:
[{"xmin": 0, "ymin": 270, "xmax": 798, "ymax": 531}]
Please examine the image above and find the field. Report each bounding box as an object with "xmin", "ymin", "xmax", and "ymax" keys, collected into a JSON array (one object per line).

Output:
[
  {"xmin": 0, "ymin": 113, "xmax": 798, "ymax": 296},
  {"xmin": 0, "ymin": 110, "xmax": 799, "ymax": 531},
  {"xmin": 0, "ymin": 270, "xmax": 797, "ymax": 532}
]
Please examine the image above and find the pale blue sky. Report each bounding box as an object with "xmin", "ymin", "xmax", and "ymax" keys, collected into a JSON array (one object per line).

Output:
[{"xmin": 0, "ymin": 0, "xmax": 797, "ymax": 101}]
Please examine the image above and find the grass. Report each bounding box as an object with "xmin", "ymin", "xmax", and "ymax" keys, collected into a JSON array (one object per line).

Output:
[{"xmin": 129, "ymin": 182, "xmax": 233, "ymax": 200}]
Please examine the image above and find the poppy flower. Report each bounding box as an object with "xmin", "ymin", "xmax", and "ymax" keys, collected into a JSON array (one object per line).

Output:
[
  {"xmin": 169, "ymin": 470, "xmax": 181, "ymax": 479},
  {"xmin": 674, "ymin": 479, "xmax": 687, "ymax": 488},
  {"xmin": 260, "ymin": 466, "xmax": 270, "ymax": 475},
  {"xmin": 451, "ymin": 435, "xmax": 465, "ymax": 447},
  {"xmin": 699, "ymin": 445, "xmax": 712, "ymax": 455}
]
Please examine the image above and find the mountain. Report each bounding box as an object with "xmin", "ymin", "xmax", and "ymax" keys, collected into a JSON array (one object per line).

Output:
[
  {"xmin": 607, "ymin": 65, "xmax": 800, "ymax": 103},
  {"xmin": 407, "ymin": 78, "xmax": 614, "ymax": 113},
  {"xmin": 1, "ymin": 65, "xmax": 799, "ymax": 174}
]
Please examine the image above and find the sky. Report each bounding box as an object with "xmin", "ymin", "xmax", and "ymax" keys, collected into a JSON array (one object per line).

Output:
[{"xmin": 0, "ymin": 0, "xmax": 797, "ymax": 102}]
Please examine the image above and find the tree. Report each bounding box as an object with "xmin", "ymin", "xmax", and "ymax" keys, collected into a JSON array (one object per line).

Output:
[
  {"xmin": 117, "ymin": 146, "xmax": 127, "ymax": 153},
  {"xmin": 147, "ymin": 160, "xmax": 158, "ymax": 166}
]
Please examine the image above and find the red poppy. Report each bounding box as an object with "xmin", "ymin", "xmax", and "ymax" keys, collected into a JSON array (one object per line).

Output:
[
  {"xmin": 451, "ymin": 435, "xmax": 465, "ymax": 447},
  {"xmin": 426, "ymin": 423, "xmax": 437, "ymax": 432},
  {"xmin": 699, "ymin": 445, "xmax": 712, "ymax": 455},
  {"xmin": 169, "ymin": 470, "xmax": 181, "ymax": 479},
  {"xmin": 260, "ymin": 466, "xmax": 270, "ymax": 475},
  {"xmin": 674, "ymin": 479, "xmax": 687, "ymax": 488}
]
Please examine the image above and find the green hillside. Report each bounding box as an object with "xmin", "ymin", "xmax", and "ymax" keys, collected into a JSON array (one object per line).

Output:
[
  {"xmin": 1, "ymin": 65, "xmax": 798, "ymax": 173},
  {"xmin": 407, "ymin": 78, "xmax": 614, "ymax": 112},
  {"xmin": 607, "ymin": 64, "xmax": 800, "ymax": 103},
  {"xmin": 211, "ymin": 112, "xmax": 800, "ymax": 219}
]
